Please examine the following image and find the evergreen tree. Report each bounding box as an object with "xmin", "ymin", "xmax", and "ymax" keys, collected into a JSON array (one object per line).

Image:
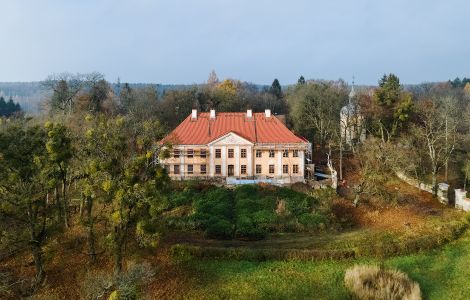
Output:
[
  {"xmin": 270, "ymin": 78, "xmax": 282, "ymax": 99},
  {"xmin": 298, "ymin": 75, "xmax": 306, "ymax": 85}
]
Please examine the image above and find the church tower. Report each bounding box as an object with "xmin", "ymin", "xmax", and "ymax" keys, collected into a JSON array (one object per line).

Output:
[{"xmin": 340, "ymin": 80, "xmax": 365, "ymax": 146}]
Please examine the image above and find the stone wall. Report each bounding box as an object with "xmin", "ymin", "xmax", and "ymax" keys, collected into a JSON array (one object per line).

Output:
[
  {"xmin": 395, "ymin": 171, "xmax": 449, "ymax": 204},
  {"xmin": 455, "ymin": 189, "xmax": 470, "ymax": 211}
]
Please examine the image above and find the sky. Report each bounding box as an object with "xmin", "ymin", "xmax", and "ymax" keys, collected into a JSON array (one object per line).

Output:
[{"xmin": 0, "ymin": 0, "xmax": 469, "ymax": 85}]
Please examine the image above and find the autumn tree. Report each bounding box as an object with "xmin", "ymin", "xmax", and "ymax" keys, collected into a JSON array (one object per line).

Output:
[
  {"xmin": 83, "ymin": 115, "xmax": 169, "ymax": 273},
  {"xmin": 44, "ymin": 122, "xmax": 73, "ymax": 228},
  {"xmin": 0, "ymin": 123, "xmax": 49, "ymax": 286},
  {"xmin": 367, "ymin": 74, "xmax": 413, "ymax": 143}
]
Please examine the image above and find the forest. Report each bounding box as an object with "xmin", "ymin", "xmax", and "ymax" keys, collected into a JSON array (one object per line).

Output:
[{"xmin": 1, "ymin": 71, "xmax": 470, "ymax": 299}]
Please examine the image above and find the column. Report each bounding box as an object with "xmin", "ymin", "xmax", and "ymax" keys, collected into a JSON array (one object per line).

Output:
[
  {"xmin": 247, "ymin": 146, "xmax": 253, "ymax": 176},
  {"xmin": 222, "ymin": 146, "xmax": 227, "ymax": 176},
  {"xmin": 235, "ymin": 146, "xmax": 240, "ymax": 177},
  {"xmin": 209, "ymin": 146, "xmax": 215, "ymax": 177},
  {"xmin": 180, "ymin": 147, "xmax": 185, "ymax": 178},
  {"xmin": 299, "ymin": 150, "xmax": 305, "ymax": 176},
  {"xmin": 277, "ymin": 150, "xmax": 282, "ymax": 177}
]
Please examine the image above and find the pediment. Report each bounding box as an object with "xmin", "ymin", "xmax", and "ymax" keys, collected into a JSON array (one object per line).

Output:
[{"xmin": 208, "ymin": 132, "xmax": 253, "ymax": 146}]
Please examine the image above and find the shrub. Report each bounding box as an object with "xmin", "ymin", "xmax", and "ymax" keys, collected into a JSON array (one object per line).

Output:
[
  {"xmin": 169, "ymin": 244, "xmax": 194, "ymax": 264},
  {"xmin": 344, "ymin": 265, "xmax": 422, "ymax": 300},
  {"xmin": 206, "ymin": 217, "xmax": 233, "ymax": 239},
  {"xmin": 298, "ymin": 213, "xmax": 328, "ymax": 230},
  {"xmin": 114, "ymin": 262, "xmax": 155, "ymax": 300}
]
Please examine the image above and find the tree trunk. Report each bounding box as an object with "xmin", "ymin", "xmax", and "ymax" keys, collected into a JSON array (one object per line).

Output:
[
  {"xmin": 339, "ymin": 138, "xmax": 343, "ymax": 181},
  {"xmin": 431, "ymin": 171, "xmax": 438, "ymax": 197},
  {"xmin": 86, "ymin": 196, "xmax": 96, "ymax": 263},
  {"xmin": 55, "ymin": 186, "xmax": 61, "ymax": 223},
  {"xmin": 114, "ymin": 239, "xmax": 123, "ymax": 275},
  {"xmin": 62, "ymin": 178, "xmax": 69, "ymax": 229},
  {"xmin": 31, "ymin": 241, "xmax": 44, "ymax": 284}
]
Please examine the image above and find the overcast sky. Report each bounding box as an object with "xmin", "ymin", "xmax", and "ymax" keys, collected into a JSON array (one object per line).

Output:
[{"xmin": 0, "ymin": 0, "xmax": 469, "ymax": 85}]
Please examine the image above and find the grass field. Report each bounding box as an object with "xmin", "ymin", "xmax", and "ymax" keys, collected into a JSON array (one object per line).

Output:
[{"xmin": 171, "ymin": 230, "xmax": 470, "ymax": 299}]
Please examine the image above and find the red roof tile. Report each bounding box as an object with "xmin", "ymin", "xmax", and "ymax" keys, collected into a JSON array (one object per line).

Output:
[{"xmin": 162, "ymin": 112, "xmax": 307, "ymax": 145}]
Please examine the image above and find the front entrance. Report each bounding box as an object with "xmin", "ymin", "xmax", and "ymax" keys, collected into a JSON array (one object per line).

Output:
[{"xmin": 228, "ymin": 165, "xmax": 234, "ymax": 176}]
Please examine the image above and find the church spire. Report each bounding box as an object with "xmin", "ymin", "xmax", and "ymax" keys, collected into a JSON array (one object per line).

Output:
[{"xmin": 349, "ymin": 76, "xmax": 356, "ymax": 104}]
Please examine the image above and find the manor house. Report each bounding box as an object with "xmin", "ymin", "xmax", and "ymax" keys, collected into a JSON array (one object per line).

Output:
[{"xmin": 160, "ymin": 109, "xmax": 310, "ymax": 185}]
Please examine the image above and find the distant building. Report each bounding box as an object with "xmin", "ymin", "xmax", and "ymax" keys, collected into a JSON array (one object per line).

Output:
[
  {"xmin": 160, "ymin": 109, "xmax": 310, "ymax": 185},
  {"xmin": 340, "ymin": 84, "xmax": 366, "ymax": 146}
]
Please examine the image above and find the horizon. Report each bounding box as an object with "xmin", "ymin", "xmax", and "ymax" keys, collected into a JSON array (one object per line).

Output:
[{"xmin": 1, "ymin": 1, "xmax": 470, "ymax": 85}]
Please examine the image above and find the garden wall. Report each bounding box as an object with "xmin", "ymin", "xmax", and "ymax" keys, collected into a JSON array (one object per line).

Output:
[
  {"xmin": 455, "ymin": 189, "xmax": 470, "ymax": 211},
  {"xmin": 395, "ymin": 171, "xmax": 449, "ymax": 204}
]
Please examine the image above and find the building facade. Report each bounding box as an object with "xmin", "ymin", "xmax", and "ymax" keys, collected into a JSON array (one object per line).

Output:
[{"xmin": 161, "ymin": 109, "xmax": 309, "ymax": 184}]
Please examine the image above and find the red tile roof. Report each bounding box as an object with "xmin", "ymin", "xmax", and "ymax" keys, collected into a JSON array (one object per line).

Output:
[{"xmin": 163, "ymin": 112, "xmax": 308, "ymax": 145}]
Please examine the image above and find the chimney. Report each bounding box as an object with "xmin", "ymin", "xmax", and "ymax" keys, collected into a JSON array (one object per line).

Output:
[
  {"xmin": 246, "ymin": 109, "xmax": 252, "ymax": 118},
  {"xmin": 191, "ymin": 109, "xmax": 197, "ymax": 120},
  {"xmin": 210, "ymin": 109, "xmax": 216, "ymax": 119},
  {"xmin": 265, "ymin": 109, "xmax": 271, "ymax": 118}
]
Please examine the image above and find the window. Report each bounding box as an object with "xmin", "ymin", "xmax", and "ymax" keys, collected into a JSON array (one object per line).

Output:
[
  {"xmin": 187, "ymin": 149, "xmax": 194, "ymax": 158},
  {"xmin": 174, "ymin": 165, "xmax": 180, "ymax": 174},
  {"xmin": 228, "ymin": 165, "xmax": 234, "ymax": 176},
  {"xmin": 283, "ymin": 150, "xmax": 289, "ymax": 157},
  {"xmin": 200, "ymin": 164, "xmax": 207, "ymax": 174},
  {"xmin": 228, "ymin": 148, "xmax": 234, "ymax": 158},
  {"xmin": 200, "ymin": 149, "xmax": 207, "ymax": 158},
  {"xmin": 269, "ymin": 164, "xmax": 275, "ymax": 174},
  {"xmin": 215, "ymin": 165, "xmax": 221, "ymax": 174},
  {"xmin": 256, "ymin": 164, "xmax": 262, "ymax": 174},
  {"xmin": 241, "ymin": 165, "xmax": 247, "ymax": 174},
  {"xmin": 164, "ymin": 165, "xmax": 170, "ymax": 173},
  {"xmin": 293, "ymin": 164, "xmax": 299, "ymax": 174},
  {"xmin": 241, "ymin": 149, "xmax": 247, "ymax": 158},
  {"xmin": 293, "ymin": 150, "xmax": 299, "ymax": 157},
  {"xmin": 174, "ymin": 149, "xmax": 180, "ymax": 158},
  {"xmin": 269, "ymin": 150, "xmax": 275, "ymax": 158},
  {"xmin": 283, "ymin": 164, "xmax": 288, "ymax": 174},
  {"xmin": 187, "ymin": 164, "xmax": 193, "ymax": 174},
  {"xmin": 215, "ymin": 149, "xmax": 221, "ymax": 158},
  {"xmin": 256, "ymin": 150, "xmax": 262, "ymax": 158}
]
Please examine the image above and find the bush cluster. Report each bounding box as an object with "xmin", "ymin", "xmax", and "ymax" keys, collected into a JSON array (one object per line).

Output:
[{"xmin": 168, "ymin": 183, "xmax": 332, "ymax": 240}]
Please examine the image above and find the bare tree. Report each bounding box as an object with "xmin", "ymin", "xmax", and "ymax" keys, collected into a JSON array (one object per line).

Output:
[
  {"xmin": 41, "ymin": 72, "xmax": 104, "ymax": 114},
  {"xmin": 412, "ymin": 99, "xmax": 456, "ymax": 195}
]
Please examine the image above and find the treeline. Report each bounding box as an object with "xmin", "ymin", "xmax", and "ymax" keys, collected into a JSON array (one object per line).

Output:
[{"xmin": 0, "ymin": 96, "xmax": 22, "ymax": 117}]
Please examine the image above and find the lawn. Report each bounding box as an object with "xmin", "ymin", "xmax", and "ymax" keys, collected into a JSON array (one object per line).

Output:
[{"xmin": 173, "ymin": 230, "xmax": 470, "ymax": 299}]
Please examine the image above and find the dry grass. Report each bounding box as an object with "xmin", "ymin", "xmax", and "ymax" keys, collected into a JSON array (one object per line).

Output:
[{"xmin": 344, "ymin": 265, "xmax": 422, "ymax": 300}]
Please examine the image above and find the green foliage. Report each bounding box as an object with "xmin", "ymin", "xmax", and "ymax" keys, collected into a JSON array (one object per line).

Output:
[
  {"xmin": 184, "ymin": 184, "xmax": 330, "ymax": 239},
  {"xmin": 370, "ymin": 74, "xmax": 414, "ymax": 141}
]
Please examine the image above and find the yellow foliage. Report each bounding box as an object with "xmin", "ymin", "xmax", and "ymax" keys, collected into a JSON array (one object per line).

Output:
[
  {"xmin": 85, "ymin": 129, "xmax": 94, "ymax": 139},
  {"xmin": 145, "ymin": 151, "xmax": 153, "ymax": 159},
  {"xmin": 102, "ymin": 180, "xmax": 112, "ymax": 192},
  {"xmin": 111, "ymin": 211, "xmax": 121, "ymax": 224},
  {"xmin": 217, "ymin": 79, "xmax": 238, "ymax": 95},
  {"xmin": 84, "ymin": 114, "xmax": 93, "ymax": 122},
  {"xmin": 108, "ymin": 290, "xmax": 119, "ymax": 300},
  {"xmin": 115, "ymin": 116, "xmax": 125, "ymax": 127},
  {"xmin": 44, "ymin": 121, "xmax": 53, "ymax": 130}
]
